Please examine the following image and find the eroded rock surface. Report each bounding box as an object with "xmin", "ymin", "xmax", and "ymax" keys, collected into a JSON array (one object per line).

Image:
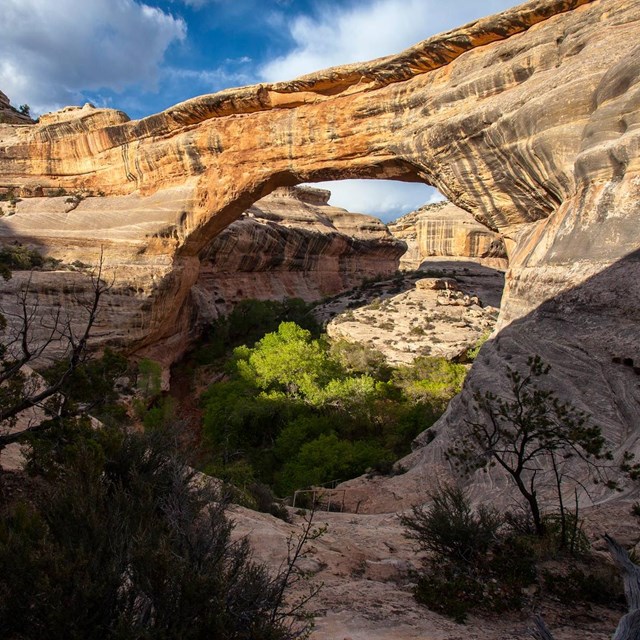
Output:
[
  {"xmin": 230, "ymin": 504, "xmax": 624, "ymax": 640},
  {"xmin": 0, "ymin": 91, "xmax": 33, "ymax": 125},
  {"xmin": 389, "ymin": 201, "xmax": 507, "ymax": 270},
  {"xmin": 0, "ymin": 185, "xmax": 403, "ymax": 364},
  {"xmin": 194, "ymin": 186, "xmax": 404, "ymax": 325},
  {"xmin": 321, "ymin": 261, "xmax": 503, "ymax": 365}
]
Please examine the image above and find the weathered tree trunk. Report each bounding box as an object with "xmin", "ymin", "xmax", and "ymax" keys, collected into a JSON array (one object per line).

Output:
[
  {"xmin": 532, "ymin": 614, "xmax": 555, "ymax": 640},
  {"xmin": 613, "ymin": 610, "xmax": 640, "ymax": 640},
  {"xmin": 606, "ymin": 534, "xmax": 640, "ymax": 611},
  {"xmin": 532, "ymin": 535, "xmax": 640, "ymax": 640}
]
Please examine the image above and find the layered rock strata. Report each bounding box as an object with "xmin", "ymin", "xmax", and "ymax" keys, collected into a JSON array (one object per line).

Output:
[
  {"xmin": 0, "ymin": 0, "xmax": 638, "ymax": 504},
  {"xmin": 389, "ymin": 201, "xmax": 507, "ymax": 270},
  {"xmin": 194, "ymin": 186, "xmax": 404, "ymax": 323},
  {"xmin": 0, "ymin": 185, "xmax": 403, "ymax": 363}
]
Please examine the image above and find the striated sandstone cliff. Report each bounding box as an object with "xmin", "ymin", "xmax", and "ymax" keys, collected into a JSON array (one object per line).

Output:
[
  {"xmin": 0, "ymin": 0, "xmax": 639, "ymax": 508},
  {"xmin": 194, "ymin": 186, "xmax": 404, "ymax": 324},
  {"xmin": 389, "ymin": 201, "xmax": 507, "ymax": 270},
  {"xmin": 0, "ymin": 185, "xmax": 403, "ymax": 364}
]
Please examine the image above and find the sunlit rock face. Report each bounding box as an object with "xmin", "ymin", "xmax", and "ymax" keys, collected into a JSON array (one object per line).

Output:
[
  {"xmin": 0, "ymin": 91, "xmax": 32, "ymax": 125},
  {"xmin": 389, "ymin": 201, "xmax": 507, "ymax": 269},
  {"xmin": 0, "ymin": 184, "xmax": 403, "ymax": 364},
  {"xmin": 194, "ymin": 186, "xmax": 405, "ymax": 325},
  {"xmin": 0, "ymin": 0, "xmax": 639, "ymax": 501}
]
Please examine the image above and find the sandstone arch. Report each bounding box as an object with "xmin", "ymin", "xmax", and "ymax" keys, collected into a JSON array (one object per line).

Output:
[{"xmin": 0, "ymin": 0, "xmax": 639, "ymax": 498}]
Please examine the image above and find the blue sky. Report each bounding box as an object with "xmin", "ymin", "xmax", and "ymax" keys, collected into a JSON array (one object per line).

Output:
[{"xmin": 0, "ymin": 0, "xmax": 518, "ymax": 221}]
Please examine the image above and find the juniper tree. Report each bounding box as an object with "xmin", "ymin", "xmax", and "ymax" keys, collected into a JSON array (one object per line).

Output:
[{"xmin": 447, "ymin": 356, "xmax": 616, "ymax": 541}]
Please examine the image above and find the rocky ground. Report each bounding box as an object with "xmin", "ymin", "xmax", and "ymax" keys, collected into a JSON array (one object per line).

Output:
[
  {"xmin": 315, "ymin": 258, "xmax": 504, "ymax": 365},
  {"xmin": 231, "ymin": 501, "xmax": 630, "ymax": 640}
]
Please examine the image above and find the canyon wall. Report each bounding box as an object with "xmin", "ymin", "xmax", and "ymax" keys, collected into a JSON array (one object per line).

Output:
[
  {"xmin": 0, "ymin": 0, "xmax": 639, "ymax": 502},
  {"xmin": 0, "ymin": 185, "xmax": 403, "ymax": 363},
  {"xmin": 0, "ymin": 91, "xmax": 32, "ymax": 125},
  {"xmin": 389, "ymin": 201, "xmax": 507, "ymax": 269},
  {"xmin": 195, "ymin": 186, "xmax": 404, "ymax": 325}
]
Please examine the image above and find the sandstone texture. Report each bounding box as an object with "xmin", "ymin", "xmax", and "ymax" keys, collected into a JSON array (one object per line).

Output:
[
  {"xmin": 389, "ymin": 201, "xmax": 507, "ymax": 270},
  {"xmin": 0, "ymin": 0, "xmax": 639, "ymax": 508},
  {"xmin": 0, "ymin": 91, "xmax": 32, "ymax": 125},
  {"xmin": 229, "ymin": 504, "xmax": 624, "ymax": 640},
  {"xmin": 321, "ymin": 261, "xmax": 503, "ymax": 365},
  {"xmin": 0, "ymin": 185, "xmax": 403, "ymax": 364},
  {"xmin": 194, "ymin": 186, "xmax": 404, "ymax": 325}
]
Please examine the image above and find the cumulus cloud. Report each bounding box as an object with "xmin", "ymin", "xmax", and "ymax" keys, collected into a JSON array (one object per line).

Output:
[
  {"xmin": 0, "ymin": 0, "xmax": 186, "ymax": 114},
  {"xmin": 311, "ymin": 179, "xmax": 440, "ymax": 222},
  {"xmin": 260, "ymin": 0, "xmax": 516, "ymax": 82}
]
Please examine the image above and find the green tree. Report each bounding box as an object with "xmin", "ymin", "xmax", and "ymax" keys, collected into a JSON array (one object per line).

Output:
[
  {"xmin": 447, "ymin": 356, "xmax": 615, "ymax": 539},
  {"xmin": 392, "ymin": 356, "xmax": 466, "ymax": 409},
  {"xmin": 201, "ymin": 323, "xmax": 471, "ymax": 495},
  {"xmin": 194, "ymin": 298, "xmax": 320, "ymax": 363},
  {"xmin": 278, "ymin": 433, "xmax": 392, "ymax": 494},
  {"xmin": 235, "ymin": 322, "xmax": 338, "ymax": 399},
  {"xmin": 42, "ymin": 347, "xmax": 129, "ymax": 426}
]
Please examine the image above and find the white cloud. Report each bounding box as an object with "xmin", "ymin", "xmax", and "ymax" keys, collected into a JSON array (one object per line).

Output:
[
  {"xmin": 426, "ymin": 190, "xmax": 447, "ymax": 205},
  {"xmin": 260, "ymin": 0, "xmax": 517, "ymax": 83},
  {"xmin": 311, "ymin": 179, "xmax": 440, "ymax": 222},
  {"xmin": 165, "ymin": 65, "xmax": 252, "ymax": 91},
  {"xmin": 0, "ymin": 0, "xmax": 186, "ymax": 114},
  {"xmin": 266, "ymin": 0, "xmax": 515, "ymax": 220}
]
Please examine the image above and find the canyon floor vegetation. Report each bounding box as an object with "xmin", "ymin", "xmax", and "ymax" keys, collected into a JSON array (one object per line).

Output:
[
  {"xmin": 0, "ymin": 282, "xmax": 635, "ymax": 637},
  {"xmin": 181, "ymin": 299, "xmax": 466, "ymax": 501},
  {"xmin": 0, "ymin": 273, "xmax": 316, "ymax": 639}
]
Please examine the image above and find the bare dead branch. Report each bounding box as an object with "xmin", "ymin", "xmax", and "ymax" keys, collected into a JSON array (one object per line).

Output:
[
  {"xmin": 612, "ymin": 610, "xmax": 640, "ymax": 640},
  {"xmin": 0, "ymin": 248, "xmax": 111, "ymax": 446},
  {"xmin": 606, "ymin": 534, "xmax": 640, "ymax": 612}
]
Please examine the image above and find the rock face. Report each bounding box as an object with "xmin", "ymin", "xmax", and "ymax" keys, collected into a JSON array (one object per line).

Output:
[
  {"xmin": 0, "ymin": 185, "xmax": 403, "ymax": 364},
  {"xmin": 322, "ymin": 263, "xmax": 503, "ymax": 365},
  {"xmin": 0, "ymin": 0, "xmax": 639, "ymax": 502},
  {"xmin": 0, "ymin": 91, "xmax": 32, "ymax": 125},
  {"xmin": 194, "ymin": 186, "xmax": 404, "ymax": 325},
  {"xmin": 389, "ymin": 201, "xmax": 507, "ymax": 270}
]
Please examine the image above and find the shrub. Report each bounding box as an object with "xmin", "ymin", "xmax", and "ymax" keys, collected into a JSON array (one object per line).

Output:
[
  {"xmin": 401, "ymin": 485, "xmax": 502, "ymax": 565},
  {"xmin": 0, "ymin": 425, "xmax": 305, "ymax": 639},
  {"xmin": 402, "ymin": 486, "xmax": 536, "ymax": 623},
  {"xmin": 414, "ymin": 564, "xmax": 481, "ymax": 623},
  {"xmin": 136, "ymin": 357, "xmax": 163, "ymax": 398},
  {"xmin": 200, "ymin": 298, "xmax": 321, "ymax": 363},
  {"xmin": 0, "ymin": 244, "xmax": 44, "ymax": 273},
  {"xmin": 541, "ymin": 565, "xmax": 624, "ymax": 607},
  {"xmin": 464, "ymin": 329, "xmax": 491, "ymax": 362}
]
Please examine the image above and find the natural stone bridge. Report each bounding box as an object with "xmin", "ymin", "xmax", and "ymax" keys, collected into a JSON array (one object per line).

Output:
[{"xmin": 0, "ymin": 0, "xmax": 638, "ymax": 500}]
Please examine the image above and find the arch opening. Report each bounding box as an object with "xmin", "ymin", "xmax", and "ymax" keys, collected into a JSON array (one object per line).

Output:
[{"xmin": 193, "ymin": 174, "xmax": 508, "ymax": 367}]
